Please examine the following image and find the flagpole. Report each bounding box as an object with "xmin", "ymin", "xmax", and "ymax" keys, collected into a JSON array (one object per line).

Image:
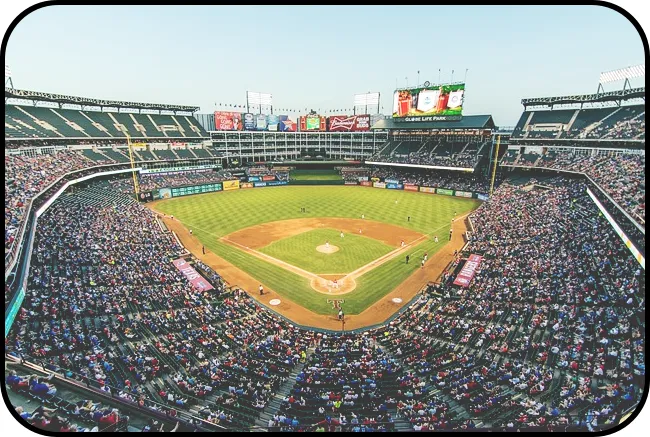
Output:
[{"xmin": 464, "ymin": 68, "xmax": 468, "ymax": 83}]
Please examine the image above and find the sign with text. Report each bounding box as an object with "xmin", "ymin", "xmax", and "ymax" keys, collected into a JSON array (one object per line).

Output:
[
  {"xmin": 404, "ymin": 184, "xmax": 419, "ymax": 192},
  {"xmin": 223, "ymin": 180, "xmax": 240, "ymax": 191},
  {"xmin": 172, "ymin": 258, "xmax": 215, "ymax": 292},
  {"xmin": 393, "ymin": 83, "xmax": 465, "ymax": 119},
  {"xmin": 436, "ymin": 188, "xmax": 454, "ymax": 196},
  {"xmin": 455, "ymin": 190, "xmax": 473, "ymax": 198},
  {"xmin": 453, "ymin": 254, "xmax": 483, "ymax": 288},
  {"xmin": 373, "ymin": 182, "xmax": 386, "ymax": 189},
  {"xmin": 420, "ymin": 186, "xmax": 436, "ymax": 194},
  {"xmin": 327, "ymin": 114, "xmax": 371, "ymax": 132},
  {"xmin": 214, "ymin": 111, "xmax": 243, "ymax": 131}
]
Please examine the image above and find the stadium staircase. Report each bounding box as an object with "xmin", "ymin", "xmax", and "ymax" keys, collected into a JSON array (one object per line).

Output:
[{"xmin": 252, "ymin": 359, "xmax": 311, "ymax": 432}]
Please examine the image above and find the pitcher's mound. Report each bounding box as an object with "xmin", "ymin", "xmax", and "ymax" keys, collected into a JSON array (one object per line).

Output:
[{"xmin": 316, "ymin": 244, "xmax": 339, "ymax": 254}]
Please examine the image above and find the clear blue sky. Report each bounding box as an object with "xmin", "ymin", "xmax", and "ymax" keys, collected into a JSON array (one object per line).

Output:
[{"xmin": 5, "ymin": 5, "xmax": 645, "ymax": 125}]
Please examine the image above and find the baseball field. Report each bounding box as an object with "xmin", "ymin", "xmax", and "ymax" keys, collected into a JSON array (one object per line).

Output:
[{"xmin": 151, "ymin": 185, "xmax": 480, "ymax": 327}]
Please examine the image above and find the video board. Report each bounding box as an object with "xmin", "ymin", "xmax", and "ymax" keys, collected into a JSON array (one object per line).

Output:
[
  {"xmin": 299, "ymin": 115, "xmax": 326, "ymax": 131},
  {"xmin": 392, "ymin": 83, "xmax": 465, "ymax": 121}
]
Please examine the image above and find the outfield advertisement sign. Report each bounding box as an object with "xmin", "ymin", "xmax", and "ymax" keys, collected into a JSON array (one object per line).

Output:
[
  {"xmin": 139, "ymin": 192, "xmax": 154, "ymax": 202},
  {"xmin": 267, "ymin": 114, "xmax": 280, "ymax": 131},
  {"xmin": 345, "ymin": 181, "xmax": 358, "ymax": 186},
  {"xmin": 477, "ymin": 193, "xmax": 489, "ymax": 201},
  {"xmin": 240, "ymin": 182, "xmax": 254, "ymax": 189},
  {"xmin": 453, "ymin": 254, "xmax": 483, "ymax": 288},
  {"xmin": 360, "ymin": 181, "xmax": 372, "ymax": 187},
  {"xmin": 436, "ymin": 188, "xmax": 454, "ymax": 196},
  {"xmin": 262, "ymin": 175, "xmax": 276, "ymax": 182},
  {"xmin": 223, "ymin": 180, "xmax": 240, "ymax": 191},
  {"xmin": 168, "ymin": 183, "xmax": 222, "ymax": 198},
  {"xmin": 404, "ymin": 184, "xmax": 419, "ymax": 192},
  {"xmin": 214, "ymin": 111, "xmax": 243, "ymax": 131},
  {"xmin": 455, "ymin": 191, "xmax": 473, "ymax": 198},
  {"xmin": 327, "ymin": 114, "xmax": 371, "ymax": 132},
  {"xmin": 358, "ymin": 176, "xmax": 369, "ymax": 182},
  {"xmin": 387, "ymin": 183, "xmax": 404, "ymax": 190},
  {"xmin": 420, "ymin": 186, "xmax": 436, "ymax": 194},
  {"xmin": 373, "ymin": 182, "xmax": 386, "ymax": 189},
  {"xmin": 243, "ymin": 113, "xmax": 256, "ymax": 130},
  {"xmin": 385, "ymin": 179, "xmax": 400, "ymax": 184},
  {"xmin": 267, "ymin": 181, "xmax": 288, "ymax": 186},
  {"xmin": 256, "ymin": 114, "xmax": 268, "ymax": 131},
  {"xmin": 254, "ymin": 182, "xmax": 267, "ymax": 187},
  {"xmin": 279, "ymin": 115, "xmax": 297, "ymax": 132},
  {"xmin": 172, "ymin": 258, "xmax": 214, "ymax": 292},
  {"xmin": 248, "ymin": 176, "xmax": 261, "ymax": 182}
]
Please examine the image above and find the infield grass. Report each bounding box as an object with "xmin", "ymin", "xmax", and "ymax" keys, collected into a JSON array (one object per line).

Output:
[
  {"xmin": 259, "ymin": 228, "xmax": 394, "ymax": 274},
  {"xmin": 154, "ymin": 186, "xmax": 479, "ymax": 315}
]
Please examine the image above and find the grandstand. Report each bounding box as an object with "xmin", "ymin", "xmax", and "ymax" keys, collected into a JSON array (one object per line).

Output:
[
  {"xmin": 2, "ymin": 77, "xmax": 645, "ymax": 434},
  {"xmin": 367, "ymin": 115, "xmax": 496, "ymax": 171}
]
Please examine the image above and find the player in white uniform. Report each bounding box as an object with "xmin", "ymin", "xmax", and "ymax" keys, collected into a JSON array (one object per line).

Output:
[
  {"xmin": 340, "ymin": 231, "xmax": 344, "ymax": 238},
  {"xmin": 325, "ymin": 241, "xmax": 330, "ymax": 250}
]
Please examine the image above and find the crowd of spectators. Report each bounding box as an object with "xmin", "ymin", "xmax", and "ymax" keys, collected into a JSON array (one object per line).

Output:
[
  {"xmin": 4, "ymin": 174, "xmax": 644, "ymax": 432},
  {"xmin": 5, "ymin": 151, "xmax": 94, "ymax": 255},
  {"xmin": 502, "ymin": 150, "xmax": 645, "ymax": 224},
  {"xmin": 138, "ymin": 170, "xmax": 227, "ymax": 191},
  {"xmin": 369, "ymin": 167, "xmax": 498, "ymax": 194}
]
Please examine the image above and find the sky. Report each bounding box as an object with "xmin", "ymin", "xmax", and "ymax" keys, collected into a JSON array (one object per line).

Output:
[{"xmin": 5, "ymin": 5, "xmax": 646, "ymax": 126}]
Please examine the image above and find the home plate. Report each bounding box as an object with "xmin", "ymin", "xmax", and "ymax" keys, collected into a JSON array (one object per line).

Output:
[
  {"xmin": 392, "ymin": 298, "xmax": 403, "ymax": 304},
  {"xmin": 269, "ymin": 299, "xmax": 281, "ymax": 306}
]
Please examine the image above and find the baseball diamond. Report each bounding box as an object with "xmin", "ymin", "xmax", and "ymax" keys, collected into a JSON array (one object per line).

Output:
[{"xmin": 150, "ymin": 185, "xmax": 479, "ymax": 320}]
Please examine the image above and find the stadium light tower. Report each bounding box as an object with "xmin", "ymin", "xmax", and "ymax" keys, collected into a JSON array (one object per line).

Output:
[
  {"xmin": 597, "ymin": 64, "xmax": 645, "ymax": 94},
  {"xmin": 353, "ymin": 92, "xmax": 380, "ymax": 115},
  {"xmin": 246, "ymin": 91, "xmax": 273, "ymax": 115},
  {"xmin": 5, "ymin": 64, "xmax": 13, "ymax": 89}
]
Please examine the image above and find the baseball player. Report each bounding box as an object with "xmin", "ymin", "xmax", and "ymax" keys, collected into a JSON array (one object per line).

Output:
[
  {"xmin": 259, "ymin": 284, "xmax": 264, "ymax": 295},
  {"xmin": 333, "ymin": 279, "xmax": 339, "ymax": 289},
  {"xmin": 434, "ymin": 235, "xmax": 439, "ymax": 243},
  {"xmin": 361, "ymin": 214, "xmax": 365, "ymax": 219},
  {"xmin": 449, "ymin": 229, "xmax": 453, "ymax": 240},
  {"xmin": 401, "ymin": 240, "xmax": 405, "ymax": 247},
  {"xmin": 424, "ymin": 252, "xmax": 428, "ymax": 262},
  {"xmin": 325, "ymin": 241, "xmax": 330, "ymax": 250},
  {"xmin": 421, "ymin": 258, "xmax": 425, "ymax": 269},
  {"xmin": 359, "ymin": 228, "xmax": 362, "ymax": 234},
  {"xmin": 340, "ymin": 231, "xmax": 344, "ymax": 238}
]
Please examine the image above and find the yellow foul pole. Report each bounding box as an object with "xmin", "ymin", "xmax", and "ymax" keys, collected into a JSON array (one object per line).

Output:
[
  {"xmin": 489, "ymin": 135, "xmax": 500, "ymax": 197},
  {"xmin": 126, "ymin": 134, "xmax": 140, "ymax": 196}
]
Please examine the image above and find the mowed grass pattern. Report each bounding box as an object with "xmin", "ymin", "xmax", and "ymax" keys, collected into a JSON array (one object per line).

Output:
[
  {"xmin": 155, "ymin": 186, "xmax": 480, "ymax": 314},
  {"xmin": 259, "ymin": 228, "xmax": 394, "ymax": 274}
]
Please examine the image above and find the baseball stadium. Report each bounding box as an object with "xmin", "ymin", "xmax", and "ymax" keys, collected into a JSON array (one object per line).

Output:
[{"xmin": 2, "ymin": 5, "xmax": 646, "ymax": 434}]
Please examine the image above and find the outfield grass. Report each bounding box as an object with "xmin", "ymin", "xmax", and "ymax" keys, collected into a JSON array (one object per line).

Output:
[
  {"xmin": 155, "ymin": 186, "xmax": 480, "ymax": 314},
  {"xmin": 259, "ymin": 228, "xmax": 394, "ymax": 274},
  {"xmin": 290, "ymin": 169, "xmax": 342, "ymax": 180}
]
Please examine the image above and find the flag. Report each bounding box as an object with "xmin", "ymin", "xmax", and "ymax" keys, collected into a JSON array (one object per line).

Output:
[{"xmin": 447, "ymin": 90, "xmax": 463, "ymax": 109}]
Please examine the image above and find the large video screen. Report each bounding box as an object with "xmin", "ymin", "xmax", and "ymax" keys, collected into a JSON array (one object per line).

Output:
[
  {"xmin": 392, "ymin": 83, "xmax": 465, "ymax": 121},
  {"xmin": 299, "ymin": 115, "xmax": 326, "ymax": 131}
]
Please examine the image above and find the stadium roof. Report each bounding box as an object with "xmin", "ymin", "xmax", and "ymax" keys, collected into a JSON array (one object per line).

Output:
[
  {"xmin": 4, "ymin": 87, "xmax": 200, "ymax": 112},
  {"xmin": 521, "ymin": 87, "xmax": 645, "ymax": 107},
  {"xmin": 371, "ymin": 115, "xmax": 496, "ymax": 130}
]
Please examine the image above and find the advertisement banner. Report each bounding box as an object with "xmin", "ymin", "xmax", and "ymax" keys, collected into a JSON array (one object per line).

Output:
[
  {"xmin": 453, "ymin": 254, "xmax": 483, "ymax": 288},
  {"xmin": 170, "ymin": 183, "xmax": 222, "ymax": 198},
  {"xmin": 328, "ymin": 114, "xmax": 371, "ymax": 132},
  {"xmin": 267, "ymin": 180, "xmax": 288, "ymax": 186},
  {"xmin": 344, "ymin": 181, "xmax": 358, "ymax": 186},
  {"xmin": 360, "ymin": 181, "xmax": 372, "ymax": 187},
  {"xmin": 358, "ymin": 176, "xmax": 369, "ymax": 182},
  {"xmin": 385, "ymin": 178, "xmax": 400, "ymax": 184},
  {"xmin": 138, "ymin": 191, "xmax": 154, "ymax": 202},
  {"xmin": 404, "ymin": 184, "xmax": 419, "ymax": 192},
  {"xmin": 393, "ymin": 83, "xmax": 465, "ymax": 119},
  {"xmin": 254, "ymin": 182, "xmax": 267, "ymax": 187},
  {"xmin": 243, "ymin": 113, "xmax": 256, "ymax": 130},
  {"xmin": 214, "ymin": 111, "xmax": 243, "ymax": 131},
  {"xmin": 371, "ymin": 177, "xmax": 380, "ymax": 182},
  {"xmin": 477, "ymin": 193, "xmax": 489, "ymax": 201},
  {"xmin": 373, "ymin": 182, "xmax": 386, "ymax": 189},
  {"xmin": 256, "ymin": 114, "xmax": 268, "ymax": 131},
  {"xmin": 387, "ymin": 183, "xmax": 404, "ymax": 190},
  {"xmin": 420, "ymin": 186, "xmax": 436, "ymax": 194},
  {"xmin": 169, "ymin": 142, "xmax": 187, "ymax": 149},
  {"xmin": 172, "ymin": 258, "xmax": 214, "ymax": 292},
  {"xmin": 436, "ymin": 188, "xmax": 454, "ymax": 196},
  {"xmin": 158, "ymin": 187, "xmax": 172, "ymax": 199},
  {"xmin": 262, "ymin": 174, "xmax": 276, "ymax": 182},
  {"xmin": 300, "ymin": 115, "xmax": 326, "ymax": 131},
  {"xmin": 279, "ymin": 115, "xmax": 297, "ymax": 132},
  {"xmin": 240, "ymin": 182, "xmax": 254, "ymax": 189},
  {"xmin": 455, "ymin": 190, "xmax": 473, "ymax": 198},
  {"xmin": 248, "ymin": 176, "xmax": 260, "ymax": 182},
  {"xmin": 223, "ymin": 180, "xmax": 240, "ymax": 191},
  {"xmin": 267, "ymin": 114, "xmax": 279, "ymax": 131}
]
